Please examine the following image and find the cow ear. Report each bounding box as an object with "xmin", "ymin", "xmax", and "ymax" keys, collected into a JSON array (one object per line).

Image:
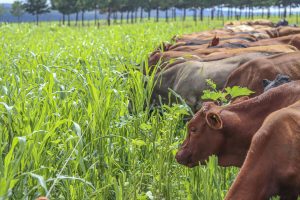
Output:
[
  {"xmin": 206, "ymin": 112, "xmax": 223, "ymax": 130},
  {"xmin": 262, "ymin": 79, "xmax": 271, "ymax": 88}
]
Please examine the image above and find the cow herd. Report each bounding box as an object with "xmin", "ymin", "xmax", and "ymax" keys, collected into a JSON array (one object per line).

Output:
[{"xmin": 147, "ymin": 19, "xmax": 300, "ymax": 199}]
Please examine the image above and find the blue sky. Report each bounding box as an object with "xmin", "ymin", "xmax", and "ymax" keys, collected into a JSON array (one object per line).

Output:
[
  {"xmin": 0, "ymin": 0, "xmax": 23, "ymax": 3},
  {"xmin": 0, "ymin": 0, "xmax": 14, "ymax": 3}
]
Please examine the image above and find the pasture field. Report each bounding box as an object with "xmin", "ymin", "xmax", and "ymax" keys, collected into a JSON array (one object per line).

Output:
[{"xmin": 0, "ymin": 16, "xmax": 297, "ymax": 199}]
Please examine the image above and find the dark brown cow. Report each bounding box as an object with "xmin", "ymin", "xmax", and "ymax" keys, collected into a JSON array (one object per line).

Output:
[
  {"xmin": 175, "ymin": 81, "xmax": 300, "ymax": 167},
  {"xmin": 224, "ymin": 52, "xmax": 300, "ymax": 97},
  {"xmin": 225, "ymin": 100, "xmax": 300, "ymax": 200}
]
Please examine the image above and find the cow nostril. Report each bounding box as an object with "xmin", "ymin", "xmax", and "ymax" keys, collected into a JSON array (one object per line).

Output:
[
  {"xmin": 175, "ymin": 150, "xmax": 192, "ymax": 165},
  {"xmin": 175, "ymin": 151, "xmax": 181, "ymax": 160}
]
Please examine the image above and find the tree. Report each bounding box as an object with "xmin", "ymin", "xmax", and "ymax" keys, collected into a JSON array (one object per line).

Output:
[
  {"xmin": 276, "ymin": 0, "xmax": 293, "ymax": 18},
  {"xmin": 76, "ymin": 0, "xmax": 94, "ymax": 26},
  {"xmin": 51, "ymin": 0, "xmax": 77, "ymax": 25},
  {"xmin": 198, "ymin": 0, "xmax": 209, "ymax": 21},
  {"xmin": 126, "ymin": 0, "xmax": 140, "ymax": 23},
  {"xmin": 118, "ymin": 0, "xmax": 128, "ymax": 24},
  {"xmin": 0, "ymin": 4, "xmax": 6, "ymax": 22},
  {"xmin": 10, "ymin": 1, "xmax": 24, "ymax": 22},
  {"xmin": 175, "ymin": 0, "xmax": 193, "ymax": 21},
  {"xmin": 99, "ymin": 0, "xmax": 124, "ymax": 25},
  {"xmin": 90, "ymin": 0, "xmax": 101, "ymax": 26},
  {"xmin": 160, "ymin": 0, "xmax": 174, "ymax": 22},
  {"xmin": 253, "ymin": 0, "xmax": 275, "ymax": 18},
  {"xmin": 23, "ymin": 0, "xmax": 50, "ymax": 25},
  {"xmin": 149, "ymin": 0, "xmax": 160, "ymax": 22}
]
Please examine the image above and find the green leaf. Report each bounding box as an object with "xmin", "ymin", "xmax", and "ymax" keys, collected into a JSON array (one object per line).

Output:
[
  {"xmin": 28, "ymin": 173, "xmax": 48, "ymax": 194},
  {"xmin": 225, "ymin": 86, "xmax": 254, "ymax": 98},
  {"xmin": 131, "ymin": 139, "xmax": 146, "ymax": 147},
  {"xmin": 139, "ymin": 123, "xmax": 152, "ymax": 131},
  {"xmin": 206, "ymin": 79, "xmax": 217, "ymax": 90},
  {"xmin": 201, "ymin": 80, "xmax": 254, "ymax": 104},
  {"xmin": 201, "ymin": 90, "xmax": 225, "ymax": 101},
  {"xmin": 73, "ymin": 122, "xmax": 82, "ymax": 137}
]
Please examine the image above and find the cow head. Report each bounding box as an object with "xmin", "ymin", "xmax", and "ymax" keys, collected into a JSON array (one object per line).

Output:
[{"xmin": 175, "ymin": 102, "xmax": 225, "ymax": 167}]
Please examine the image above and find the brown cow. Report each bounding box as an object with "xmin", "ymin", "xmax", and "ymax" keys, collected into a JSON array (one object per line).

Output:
[
  {"xmin": 247, "ymin": 34, "xmax": 300, "ymax": 49},
  {"xmin": 173, "ymin": 29, "xmax": 234, "ymax": 42},
  {"xmin": 175, "ymin": 26, "xmax": 278, "ymax": 43},
  {"xmin": 224, "ymin": 52, "xmax": 300, "ymax": 96},
  {"xmin": 204, "ymin": 44, "xmax": 297, "ymax": 59},
  {"xmin": 169, "ymin": 31, "xmax": 300, "ymax": 52},
  {"xmin": 225, "ymin": 24, "xmax": 271, "ymax": 33},
  {"xmin": 151, "ymin": 52, "xmax": 278, "ymax": 112},
  {"xmin": 170, "ymin": 38, "xmax": 251, "ymax": 52},
  {"xmin": 148, "ymin": 45, "xmax": 297, "ymax": 70},
  {"xmin": 168, "ymin": 44, "xmax": 297, "ymax": 67},
  {"xmin": 212, "ymin": 34, "xmax": 300, "ymax": 50},
  {"xmin": 266, "ymin": 26, "xmax": 300, "ymax": 38},
  {"xmin": 160, "ymin": 29, "xmax": 293, "ymax": 52},
  {"xmin": 224, "ymin": 19, "xmax": 274, "ymax": 27},
  {"xmin": 166, "ymin": 34, "xmax": 257, "ymax": 52},
  {"xmin": 175, "ymin": 33, "xmax": 257, "ymax": 44},
  {"xmin": 225, "ymin": 100, "xmax": 300, "ymax": 200},
  {"xmin": 175, "ymin": 81, "xmax": 300, "ymax": 167},
  {"xmin": 171, "ymin": 26, "xmax": 300, "ymax": 50}
]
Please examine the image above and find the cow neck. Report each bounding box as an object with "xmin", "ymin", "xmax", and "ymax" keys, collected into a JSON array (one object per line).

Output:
[
  {"xmin": 226, "ymin": 83, "xmax": 299, "ymax": 119},
  {"xmin": 218, "ymin": 83, "xmax": 299, "ymax": 167},
  {"xmin": 225, "ymin": 123, "xmax": 284, "ymax": 200},
  {"xmin": 224, "ymin": 145, "xmax": 277, "ymax": 200}
]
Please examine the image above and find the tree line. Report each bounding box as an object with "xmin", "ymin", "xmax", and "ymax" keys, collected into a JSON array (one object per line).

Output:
[{"xmin": 5, "ymin": 0, "xmax": 300, "ymax": 25}]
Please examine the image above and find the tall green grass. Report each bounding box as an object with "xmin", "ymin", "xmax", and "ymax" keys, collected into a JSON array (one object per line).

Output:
[{"xmin": 0, "ymin": 16, "xmax": 297, "ymax": 199}]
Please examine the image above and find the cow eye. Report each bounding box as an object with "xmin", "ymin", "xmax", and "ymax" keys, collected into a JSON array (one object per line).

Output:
[{"xmin": 190, "ymin": 127, "xmax": 197, "ymax": 133}]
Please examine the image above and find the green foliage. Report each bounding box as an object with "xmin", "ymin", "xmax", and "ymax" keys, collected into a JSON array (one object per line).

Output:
[
  {"xmin": 23, "ymin": 0, "xmax": 50, "ymax": 24},
  {"xmin": 0, "ymin": 4, "xmax": 6, "ymax": 18},
  {"xmin": 51, "ymin": 0, "xmax": 77, "ymax": 15},
  {"xmin": 201, "ymin": 79, "xmax": 254, "ymax": 104},
  {"xmin": 10, "ymin": 1, "xmax": 24, "ymax": 20},
  {"xmin": 225, "ymin": 86, "xmax": 255, "ymax": 99},
  {"xmin": 23, "ymin": 0, "xmax": 50, "ymax": 15}
]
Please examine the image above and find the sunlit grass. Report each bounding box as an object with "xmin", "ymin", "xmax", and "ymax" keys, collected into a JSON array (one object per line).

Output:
[{"xmin": 0, "ymin": 15, "xmax": 298, "ymax": 199}]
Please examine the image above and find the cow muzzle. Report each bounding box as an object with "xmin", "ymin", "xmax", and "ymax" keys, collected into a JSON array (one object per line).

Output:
[{"xmin": 175, "ymin": 149, "xmax": 195, "ymax": 167}]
